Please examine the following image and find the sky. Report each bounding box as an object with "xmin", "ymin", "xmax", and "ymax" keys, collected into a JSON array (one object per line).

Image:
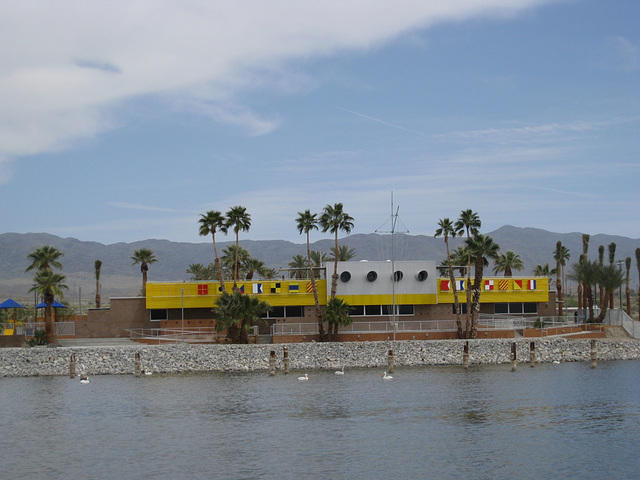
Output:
[{"xmin": 1, "ymin": 0, "xmax": 638, "ymax": 246}]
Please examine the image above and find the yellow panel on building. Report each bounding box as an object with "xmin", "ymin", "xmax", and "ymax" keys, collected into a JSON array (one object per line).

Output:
[{"xmin": 436, "ymin": 277, "xmax": 548, "ymax": 303}]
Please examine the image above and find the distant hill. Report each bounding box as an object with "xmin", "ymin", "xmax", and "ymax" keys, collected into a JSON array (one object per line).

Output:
[{"xmin": 1, "ymin": 227, "xmax": 638, "ymax": 304}]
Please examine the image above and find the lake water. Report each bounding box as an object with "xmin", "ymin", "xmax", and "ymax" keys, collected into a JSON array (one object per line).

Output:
[{"xmin": 2, "ymin": 361, "xmax": 639, "ymax": 480}]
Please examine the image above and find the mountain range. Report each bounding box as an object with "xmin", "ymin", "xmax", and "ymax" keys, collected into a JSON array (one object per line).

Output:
[{"xmin": 1, "ymin": 226, "xmax": 638, "ymax": 305}]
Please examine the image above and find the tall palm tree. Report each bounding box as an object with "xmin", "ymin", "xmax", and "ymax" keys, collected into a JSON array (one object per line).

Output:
[
  {"xmin": 221, "ymin": 245, "xmax": 251, "ymax": 281},
  {"xmin": 310, "ymin": 250, "xmax": 329, "ymax": 278},
  {"xmin": 455, "ymin": 210, "xmax": 481, "ymax": 336},
  {"xmin": 244, "ymin": 258, "xmax": 268, "ymax": 280},
  {"xmin": 329, "ymin": 245, "xmax": 356, "ymax": 262},
  {"xmin": 553, "ymin": 241, "xmax": 570, "ymax": 316},
  {"xmin": 607, "ymin": 242, "xmax": 616, "ymax": 309},
  {"xmin": 198, "ymin": 210, "xmax": 228, "ymax": 291},
  {"xmin": 26, "ymin": 245, "xmax": 64, "ymax": 272},
  {"xmin": 130, "ymin": 248, "xmax": 158, "ymax": 296},
  {"xmin": 296, "ymin": 210, "xmax": 325, "ymax": 339},
  {"xmin": 594, "ymin": 264, "xmax": 624, "ymax": 323},
  {"xmin": 636, "ymin": 248, "xmax": 640, "ymax": 320},
  {"xmin": 29, "ymin": 269, "xmax": 67, "ymax": 345},
  {"xmin": 319, "ymin": 203, "xmax": 354, "ymax": 299},
  {"xmin": 434, "ymin": 218, "xmax": 462, "ymax": 338},
  {"xmin": 492, "ymin": 251, "xmax": 524, "ymax": 277},
  {"xmin": 597, "ymin": 245, "xmax": 605, "ymax": 309},
  {"xmin": 624, "ymin": 257, "xmax": 631, "ymax": 316},
  {"xmin": 213, "ymin": 291, "xmax": 270, "ymax": 343},
  {"xmin": 580, "ymin": 234, "xmax": 590, "ymax": 312},
  {"xmin": 94, "ymin": 260, "xmax": 102, "ymax": 308},
  {"xmin": 186, "ymin": 263, "xmax": 215, "ymax": 281},
  {"xmin": 466, "ymin": 233, "xmax": 500, "ymax": 338},
  {"xmin": 225, "ymin": 206, "xmax": 251, "ymax": 291}
]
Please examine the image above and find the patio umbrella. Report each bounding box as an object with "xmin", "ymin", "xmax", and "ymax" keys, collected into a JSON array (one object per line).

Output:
[
  {"xmin": 0, "ymin": 299, "xmax": 26, "ymax": 309},
  {"xmin": 35, "ymin": 301, "xmax": 67, "ymax": 309}
]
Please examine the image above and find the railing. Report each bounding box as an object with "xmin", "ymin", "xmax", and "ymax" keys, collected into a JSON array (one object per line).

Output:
[
  {"xmin": 604, "ymin": 309, "xmax": 640, "ymax": 339},
  {"xmin": 14, "ymin": 322, "xmax": 76, "ymax": 337},
  {"xmin": 272, "ymin": 319, "xmax": 457, "ymax": 335},
  {"xmin": 127, "ymin": 327, "xmax": 220, "ymax": 343}
]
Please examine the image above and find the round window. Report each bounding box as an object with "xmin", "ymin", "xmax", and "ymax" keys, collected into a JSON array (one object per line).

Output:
[
  {"xmin": 366, "ymin": 271, "xmax": 377, "ymax": 282},
  {"xmin": 340, "ymin": 271, "xmax": 351, "ymax": 282},
  {"xmin": 393, "ymin": 270, "xmax": 403, "ymax": 282},
  {"xmin": 417, "ymin": 270, "xmax": 428, "ymax": 281}
]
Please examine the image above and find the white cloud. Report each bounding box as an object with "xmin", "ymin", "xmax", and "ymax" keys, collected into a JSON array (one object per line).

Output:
[{"xmin": 0, "ymin": 0, "xmax": 555, "ymax": 164}]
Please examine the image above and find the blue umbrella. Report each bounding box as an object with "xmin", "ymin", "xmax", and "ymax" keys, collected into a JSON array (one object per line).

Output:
[
  {"xmin": 0, "ymin": 299, "xmax": 26, "ymax": 309},
  {"xmin": 35, "ymin": 301, "xmax": 67, "ymax": 309}
]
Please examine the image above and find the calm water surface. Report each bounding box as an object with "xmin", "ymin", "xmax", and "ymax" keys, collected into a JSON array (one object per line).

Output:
[{"xmin": 2, "ymin": 361, "xmax": 639, "ymax": 479}]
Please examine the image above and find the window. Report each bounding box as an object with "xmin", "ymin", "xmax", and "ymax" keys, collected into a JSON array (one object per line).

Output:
[
  {"xmin": 349, "ymin": 305, "xmax": 364, "ymax": 316},
  {"xmin": 150, "ymin": 309, "xmax": 168, "ymax": 321},
  {"xmin": 523, "ymin": 303, "xmax": 538, "ymax": 314},
  {"xmin": 340, "ymin": 271, "xmax": 351, "ymax": 282},
  {"xmin": 393, "ymin": 270, "xmax": 403, "ymax": 281},
  {"xmin": 493, "ymin": 303, "xmax": 538, "ymax": 314},
  {"xmin": 416, "ymin": 270, "xmax": 428, "ymax": 281},
  {"xmin": 366, "ymin": 271, "xmax": 377, "ymax": 282},
  {"xmin": 262, "ymin": 306, "xmax": 304, "ymax": 319},
  {"xmin": 453, "ymin": 304, "xmax": 469, "ymax": 314}
]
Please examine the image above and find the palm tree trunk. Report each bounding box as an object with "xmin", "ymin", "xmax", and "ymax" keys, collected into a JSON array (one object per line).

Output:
[
  {"xmin": 469, "ymin": 257, "xmax": 483, "ymax": 339},
  {"xmin": 445, "ymin": 239, "xmax": 463, "ymax": 339},
  {"xmin": 213, "ymin": 236, "xmax": 225, "ymax": 292},
  {"xmin": 306, "ymin": 232, "xmax": 325, "ymax": 340},
  {"xmin": 331, "ymin": 231, "xmax": 339, "ymax": 299}
]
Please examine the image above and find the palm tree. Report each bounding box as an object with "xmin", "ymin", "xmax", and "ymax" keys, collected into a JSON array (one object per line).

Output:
[
  {"xmin": 492, "ymin": 251, "xmax": 524, "ymax": 277},
  {"xmin": 319, "ymin": 203, "xmax": 354, "ymax": 299},
  {"xmin": 569, "ymin": 259, "xmax": 598, "ymax": 322},
  {"xmin": 325, "ymin": 297, "xmax": 352, "ymax": 341},
  {"xmin": 221, "ymin": 245, "xmax": 251, "ymax": 281},
  {"xmin": 130, "ymin": 248, "xmax": 158, "ymax": 296},
  {"xmin": 553, "ymin": 241, "xmax": 570, "ymax": 316},
  {"xmin": 598, "ymin": 245, "xmax": 605, "ymax": 309},
  {"xmin": 94, "ymin": 260, "xmax": 102, "ymax": 308},
  {"xmin": 466, "ymin": 233, "xmax": 500, "ymax": 338},
  {"xmin": 288, "ymin": 255, "xmax": 309, "ymax": 279},
  {"xmin": 198, "ymin": 210, "xmax": 228, "ymax": 291},
  {"xmin": 594, "ymin": 264, "xmax": 623, "ymax": 323},
  {"xmin": 213, "ymin": 291, "xmax": 270, "ymax": 343},
  {"xmin": 580, "ymin": 234, "xmax": 590, "ymax": 312},
  {"xmin": 26, "ymin": 245, "xmax": 63, "ymax": 272},
  {"xmin": 29, "ymin": 269, "xmax": 67, "ymax": 345},
  {"xmin": 624, "ymin": 257, "xmax": 631, "ymax": 316},
  {"xmin": 455, "ymin": 210, "xmax": 481, "ymax": 336},
  {"xmin": 636, "ymin": 248, "xmax": 640, "ymax": 320},
  {"xmin": 244, "ymin": 258, "xmax": 268, "ymax": 280},
  {"xmin": 435, "ymin": 218, "xmax": 462, "ymax": 338},
  {"xmin": 225, "ymin": 206, "xmax": 251, "ymax": 291},
  {"xmin": 310, "ymin": 250, "xmax": 329, "ymax": 278},
  {"xmin": 186, "ymin": 263, "xmax": 215, "ymax": 281},
  {"xmin": 533, "ymin": 263, "xmax": 557, "ymax": 288},
  {"xmin": 607, "ymin": 242, "xmax": 616, "ymax": 309},
  {"xmin": 296, "ymin": 210, "xmax": 325, "ymax": 340},
  {"xmin": 329, "ymin": 245, "xmax": 356, "ymax": 262}
]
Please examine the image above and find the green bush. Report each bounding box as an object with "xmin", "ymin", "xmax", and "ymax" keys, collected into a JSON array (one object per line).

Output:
[{"xmin": 28, "ymin": 329, "xmax": 47, "ymax": 347}]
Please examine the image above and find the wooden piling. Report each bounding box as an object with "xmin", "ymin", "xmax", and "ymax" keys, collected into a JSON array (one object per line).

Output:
[
  {"xmin": 590, "ymin": 340, "xmax": 597, "ymax": 369},
  {"xmin": 529, "ymin": 341, "xmax": 536, "ymax": 367},
  {"xmin": 269, "ymin": 350, "xmax": 276, "ymax": 376},
  {"xmin": 463, "ymin": 341, "xmax": 469, "ymax": 369},
  {"xmin": 134, "ymin": 352, "xmax": 141, "ymax": 378},
  {"xmin": 69, "ymin": 354, "xmax": 76, "ymax": 378},
  {"xmin": 387, "ymin": 349, "xmax": 395, "ymax": 374},
  {"xmin": 511, "ymin": 342, "xmax": 517, "ymax": 372},
  {"xmin": 283, "ymin": 346, "xmax": 290, "ymax": 374}
]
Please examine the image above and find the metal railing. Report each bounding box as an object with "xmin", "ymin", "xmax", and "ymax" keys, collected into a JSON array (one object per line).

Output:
[
  {"xmin": 604, "ymin": 309, "xmax": 640, "ymax": 339},
  {"xmin": 272, "ymin": 319, "xmax": 457, "ymax": 335},
  {"xmin": 127, "ymin": 327, "xmax": 220, "ymax": 343},
  {"xmin": 13, "ymin": 322, "xmax": 76, "ymax": 337}
]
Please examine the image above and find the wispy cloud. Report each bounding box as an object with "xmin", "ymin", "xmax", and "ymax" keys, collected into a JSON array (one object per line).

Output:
[{"xmin": 108, "ymin": 202, "xmax": 185, "ymax": 213}]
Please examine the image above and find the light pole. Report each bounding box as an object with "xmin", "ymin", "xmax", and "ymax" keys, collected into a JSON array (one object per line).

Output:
[
  {"xmin": 181, "ymin": 288, "xmax": 185, "ymax": 342},
  {"xmin": 616, "ymin": 260, "xmax": 623, "ymax": 311}
]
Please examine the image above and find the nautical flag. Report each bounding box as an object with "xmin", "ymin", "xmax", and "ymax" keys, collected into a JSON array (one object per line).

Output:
[
  {"xmin": 513, "ymin": 280, "xmax": 523, "ymax": 290},
  {"xmin": 456, "ymin": 280, "xmax": 465, "ymax": 291},
  {"xmin": 440, "ymin": 280, "xmax": 450, "ymax": 291},
  {"xmin": 252, "ymin": 283, "xmax": 263, "ymax": 294},
  {"xmin": 289, "ymin": 284, "xmax": 299, "ymax": 292},
  {"xmin": 239, "ymin": 285, "xmax": 245, "ymax": 294},
  {"xmin": 484, "ymin": 280, "xmax": 494, "ymax": 290},
  {"xmin": 498, "ymin": 279, "xmax": 509, "ymax": 291},
  {"xmin": 271, "ymin": 283, "xmax": 281, "ymax": 294},
  {"xmin": 197, "ymin": 284, "xmax": 208, "ymax": 295},
  {"xmin": 306, "ymin": 282, "xmax": 313, "ymax": 293},
  {"xmin": 528, "ymin": 279, "xmax": 537, "ymax": 290}
]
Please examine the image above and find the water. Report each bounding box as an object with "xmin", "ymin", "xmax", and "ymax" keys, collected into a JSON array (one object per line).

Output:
[{"xmin": 2, "ymin": 361, "xmax": 639, "ymax": 480}]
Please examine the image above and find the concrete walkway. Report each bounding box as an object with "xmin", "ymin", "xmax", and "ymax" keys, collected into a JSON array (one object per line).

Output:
[{"xmin": 58, "ymin": 338, "xmax": 137, "ymax": 347}]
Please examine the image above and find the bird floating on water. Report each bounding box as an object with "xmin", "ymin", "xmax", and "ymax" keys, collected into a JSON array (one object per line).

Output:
[
  {"xmin": 335, "ymin": 366, "xmax": 345, "ymax": 375},
  {"xmin": 382, "ymin": 372, "xmax": 393, "ymax": 380},
  {"xmin": 552, "ymin": 360, "xmax": 561, "ymax": 364},
  {"xmin": 80, "ymin": 375, "xmax": 90, "ymax": 384},
  {"xmin": 298, "ymin": 373, "xmax": 309, "ymax": 381}
]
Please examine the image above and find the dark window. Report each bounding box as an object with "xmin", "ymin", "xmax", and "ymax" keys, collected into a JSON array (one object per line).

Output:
[
  {"xmin": 271, "ymin": 306, "xmax": 285, "ymax": 317},
  {"xmin": 393, "ymin": 270, "xmax": 403, "ymax": 281},
  {"xmin": 150, "ymin": 309, "xmax": 168, "ymax": 321},
  {"xmin": 509, "ymin": 303, "xmax": 523, "ymax": 314},
  {"xmin": 417, "ymin": 270, "xmax": 428, "ymax": 281},
  {"xmin": 494, "ymin": 303, "xmax": 508, "ymax": 314},
  {"xmin": 349, "ymin": 305, "xmax": 365, "ymax": 316},
  {"xmin": 285, "ymin": 306, "xmax": 304, "ymax": 317},
  {"xmin": 398, "ymin": 305, "xmax": 414, "ymax": 315},
  {"xmin": 365, "ymin": 305, "xmax": 381, "ymax": 315},
  {"xmin": 367, "ymin": 271, "xmax": 377, "ymax": 282},
  {"xmin": 340, "ymin": 271, "xmax": 351, "ymax": 282},
  {"xmin": 523, "ymin": 303, "xmax": 538, "ymax": 314}
]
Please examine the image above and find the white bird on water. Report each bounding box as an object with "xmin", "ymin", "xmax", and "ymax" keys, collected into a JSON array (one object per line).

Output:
[
  {"xmin": 80, "ymin": 375, "xmax": 90, "ymax": 384},
  {"xmin": 298, "ymin": 373, "xmax": 309, "ymax": 381},
  {"xmin": 335, "ymin": 366, "xmax": 345, "ymax": 375},
  {"xmin": 382, "ymin": 372, "xmax": 393, "ymax": 380}
]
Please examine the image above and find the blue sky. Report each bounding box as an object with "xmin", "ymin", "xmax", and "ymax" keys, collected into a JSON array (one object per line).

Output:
[{"xmin": 1, "ymin": 0, "xmax": 638, "ymax": 245}]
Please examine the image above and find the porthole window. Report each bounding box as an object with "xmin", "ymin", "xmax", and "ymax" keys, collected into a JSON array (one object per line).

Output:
[
  {"xmin": 393, "ymin": 270, "xmax": 403, "ymax": 282},
  {"xmin": 416, "ymin": 270, "xmax": 428, "ymax": 281},
  {"xmin": 340, "ymin": 271, "xmax": 351, "ymax": 282},
  {"xmin": 366, "ymin": 271, "xmax": 377, "ymax": 282}
]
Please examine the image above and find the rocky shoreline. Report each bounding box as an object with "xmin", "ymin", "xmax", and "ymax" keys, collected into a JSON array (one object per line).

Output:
[{"xmin": 1, "ymin": 337, "xmax": 639, "ymax": 377}]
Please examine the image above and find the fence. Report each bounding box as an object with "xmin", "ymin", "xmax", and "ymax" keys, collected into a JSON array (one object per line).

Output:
[
  {"xmin": 13, "ymin": 322, "xmax": 76, "ymax": 337},
  {"xmin": 127, "ymin": 327, "xmax": 220, "ymax": 344},
  {"xmin": 605, "ymin": 309, "xmax": 640, "ymax": 339},
  {"xmin": 272, "ymin": 319, "xmax": 457, "ymax": 336}
]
